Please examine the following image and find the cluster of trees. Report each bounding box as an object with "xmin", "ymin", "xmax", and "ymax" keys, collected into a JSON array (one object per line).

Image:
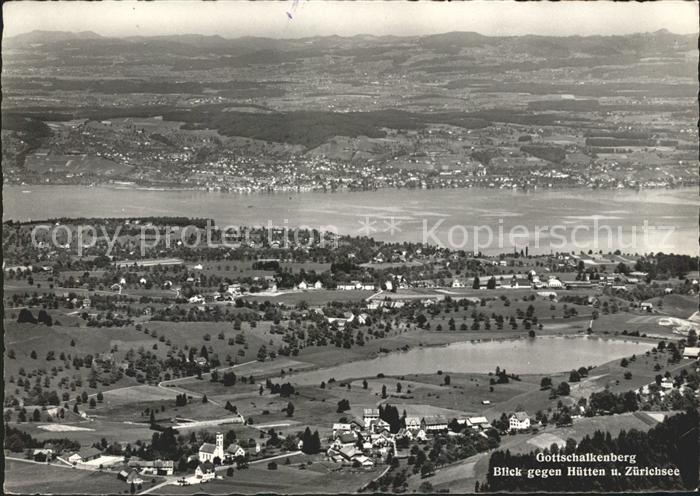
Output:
[
  {"xmin": 5, "ymin": 350, "xmax": 127, "ymax": 407},
  {"xmin": 635, "ymin": 254, "xmax": 698, "ymax": 280},
  {"xmin": 151, "ymin": 304, "xmax": 261, "ymax": 324},
  {"xmin": 264, "ymin": 380, "xmax": 296, "ymax": 397},
  {"xmin": 588, "ymin": 389, "xmax": 639, "ymax": 415},
  {"xmin": 407, "ymin": 445, "xmax": 436, "ymax": 478},
  {"xmin": 210, "ymin": 370, "xmax": 237, "ymax": 387},
  {"xmin": 17, "ymin": 308, "xmax": 53, "ymax": 325},
  {"xmin": 336, "ymin": 399, "xmax": 350, "ymax": 413},
  {"xmin": 7, "ymin": 291, "xmax": 62, "ymax": 310},
  {"xmin": 150, "ymin": 427, "xmax": 181, "ymax": 461},
  {"xmin": 379, "ymin": 404, "xmax": 405, "ymax": 433},
  {"xmin": 5, "ymin": 405, "xmax": 67, "ymax": 424},
  {"xmin": 490, "ymin": 367, "xmax": 521, "ymax": 385},
  {"xmin": 84, "ymin": 313, "xmax": 134, "ymax": 328},
  {"xmin": 568, "ymin": 367, "xmax": 591, "ymax": 383},
  {"xmin": 520, "ymin": 144, "xmax": 567, "ymax": 163},
  {"xmin": 412, "ymin": 294, "xmax": 556, "ymax": 333},
  {"xmin": 163, "ymin": 107, "xmax": 488, "ymax": 149},
  {"xmin": 539, "ymin": 377, "xmax": 571, "ymax": 397},
  {"xmin": 425, "ymin": 430, "xmax": 498, "ymax": 468},
  {"xmin": 299, "ymin": 427, "xmax": 321, "ymax": 454},
  {"xmin": 4, "ymin": 424, "xmax": 80, "ymax": 454}
]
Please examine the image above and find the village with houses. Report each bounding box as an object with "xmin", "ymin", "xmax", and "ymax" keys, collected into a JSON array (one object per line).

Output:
[
  {"xmin": 2, "ymin": 3, "xmax": 699, "ymax": 492},
  {"xmin": 3, "ymin": 216, "xmax": 699, "ymax": 494}
]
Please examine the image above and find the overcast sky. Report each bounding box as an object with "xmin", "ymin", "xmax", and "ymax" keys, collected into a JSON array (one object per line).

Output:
[{"xmin": 4, "ymin": 1, "xmax": 699, "ymax": 39}]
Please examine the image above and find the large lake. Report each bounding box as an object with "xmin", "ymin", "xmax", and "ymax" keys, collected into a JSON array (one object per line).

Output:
[
  {"xmin": 3, "ymin": 185, "xmax": 697, "ymax": 254},
  {"xmin": 285, "ymin": 336, "xmax": 654, "ymax": 385}
]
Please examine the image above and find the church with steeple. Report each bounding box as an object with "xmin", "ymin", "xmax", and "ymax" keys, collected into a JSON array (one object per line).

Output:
[{"xmin": 198, "ymin": 432, "xmax": 224, "ymax": 463}]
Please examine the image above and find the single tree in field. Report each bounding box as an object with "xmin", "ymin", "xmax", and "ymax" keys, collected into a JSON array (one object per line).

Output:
[
  {"xmin": 17, "ymin": 308, "xmax": 37, "ymax": 324},
  {"xmin": 38, "ymin": 309, "xmax": 53, "ymax": 326},
  {"xmin": 569, "ymin": 370, "xmax": 581, "ymax": 382},
  {"xmin": 557, "ymin": 382, "xmax": 570, "ymax": 396},
  {"xmin": 310, "ymin": 430, "xmax": 321, "ymax": 453},
  {"xmin": 421, "ymin": 461, "xmax": 435, "ymax": 478}
]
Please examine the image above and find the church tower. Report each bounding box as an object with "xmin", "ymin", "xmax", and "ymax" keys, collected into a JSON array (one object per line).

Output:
[{"xmin": 216, "ymin": 432, "xmax": 224, "ymax": 457}]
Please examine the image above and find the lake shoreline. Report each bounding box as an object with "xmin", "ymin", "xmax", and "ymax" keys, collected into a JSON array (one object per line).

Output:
[
  {"xmin": 277, "ymin": 332, "xmax": 658, "ymax": 385},
  {"xmin": 4, "ymin": 185, "xmax": 697, "ymax": 255},
  {"xmin": 7, "ymin": 182, "xmax": 697, "ymax": 196}
]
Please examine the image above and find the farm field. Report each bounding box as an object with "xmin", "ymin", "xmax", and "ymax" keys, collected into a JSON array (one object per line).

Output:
[
  {"xmin": 152, "ymin": 460, "xmax": 380, "ymax": 495},
  {"xmin": 367, "ymin": 372, "xmax": 542, "ymax": 416},
  {"xmin": 9, "ymin": 417, "xmax": 158, "ymax": 445},
  {"xmin": 645, "ymin": 293, "xmax": 698, "ymax": 319},
  {"xmin": 595, "ymin": 311, "xmax": 694, "ymax": 339},
  {"xmin": 4, "ymin": 459, "xmax": 135, "ymax": 495}
]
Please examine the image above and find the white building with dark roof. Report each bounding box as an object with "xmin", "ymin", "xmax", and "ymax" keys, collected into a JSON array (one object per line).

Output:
[
  {"xmin": 509, "ymin": 411, "xmax": 530, "ymax": 431},
  {"xmin": 195, "ymin": 461, "xmax": 216, "ymax": 481},
  {"xmin": 199, "ymin": 433, "xmax": 224, "ymax": 463},
  {"xmin": 421, "ymin": 415, "xmax": 448, "ymax": 432},
  {"xmin": 225, "ymin": 444, "xmax": 246, "ymax": 460}
]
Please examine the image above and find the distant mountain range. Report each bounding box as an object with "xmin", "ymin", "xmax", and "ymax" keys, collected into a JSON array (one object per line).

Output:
[
  {"xmin": 4, "ymin": 29, "xmax": 697, "ymax": 80},
  {"xmin": 5, "ymin": 30, "xmax": 105, "ymax": 44},
  {"xmin": 5, "ymin": 28, "xmax": 697, "ymax": 56}
]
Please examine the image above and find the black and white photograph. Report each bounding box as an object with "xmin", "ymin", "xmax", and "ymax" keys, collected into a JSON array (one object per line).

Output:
[{"xmin": 2, "ymin": 1, "xmax": 698, "ymax": 494}]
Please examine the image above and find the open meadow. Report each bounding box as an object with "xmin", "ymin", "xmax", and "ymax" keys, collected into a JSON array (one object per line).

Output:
[
  {"xmin": 4, "ymin": 459, "xmax": 141, "ymax": 495},
  {"xmin": 152, "ymin": 459, "xmax": 380, "ymax": 495}
]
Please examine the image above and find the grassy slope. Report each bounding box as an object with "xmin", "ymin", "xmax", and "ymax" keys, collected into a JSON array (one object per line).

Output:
[{"xmin": 4, "ymin": 459, "xmax": 134, "ymax": 495}]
